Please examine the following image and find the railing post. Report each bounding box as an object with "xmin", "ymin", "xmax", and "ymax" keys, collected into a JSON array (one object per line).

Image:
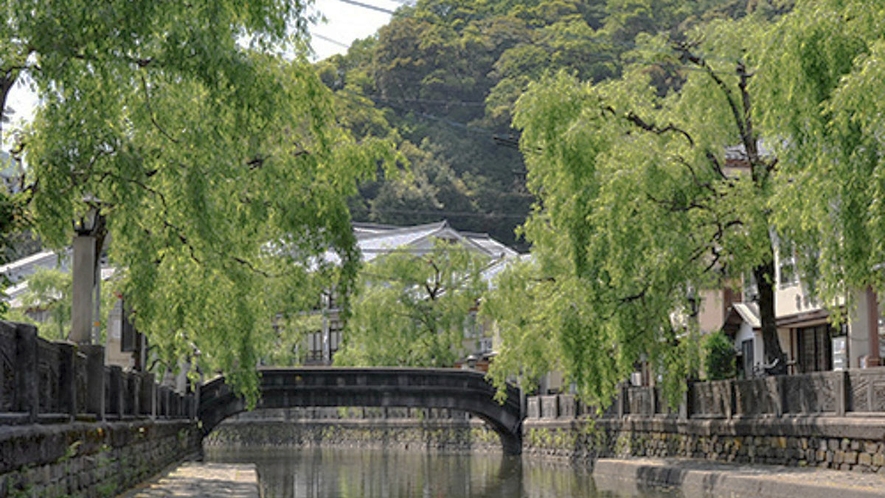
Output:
[
  {"xmin": 81, "ymin": 345, "xmax": 106, "ymax": 419},
  {"xmin": 834, "ymin": 370, "xmax": 848, "ymax": 417},
  {"xmin": 680, "ymin": 380, "xmax": 692, "ymax": 420},
  {"xmin": 57, "ymin": 341, "xmax": 77, "ymax": 420},
  {"xmin": 649, "ymin": 386, "xmax": 657, "ymax": 416},
  {"xmin": 725, "ymin": 380, "xmax": 734, "ymax": 420},
  {"xmin": 139, "ymin": 372, "xmax": 155, "ymax": 418},
  {"xmin": 108, "ymin": 365, "xmax": 123, "ymax": 418},
  {"xmin": 131, "ymin": 373, "xmax": 140, "ymax": 417},
  {"xmin": 617, "ymin": 383, "xmax": 626, "ymax": 419},
  {"xmin": 16, "ymin": 323, "xmax": 39, "ymax": 423},
  {"xmin": 774, "ymin": 375, "xmax": 785, "ymax": 417}
]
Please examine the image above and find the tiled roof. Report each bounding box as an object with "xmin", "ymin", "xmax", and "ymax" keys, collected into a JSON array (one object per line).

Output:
[{"xmin": 353, "ymin": 220, "xmax": 518, "ymax": 262}]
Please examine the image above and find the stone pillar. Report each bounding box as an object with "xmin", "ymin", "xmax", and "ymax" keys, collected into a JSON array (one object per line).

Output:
[
  {"xmin": 71, "ymin": 235, "xmax": 96, "ymax": 345},
  {"xmin": 834, "ymin": 370, "xmax": 848, "ymax": 417},
  {"xmin": 140, "ymin": 372, "xmax": 156, "ymax": 418},
  {"xmin": 108, "ymin": 365, "xmax": 123, "ymax": 418},
  {"xmin": 15, "ymin": 323, "xmax": 39, "ymax": 422},
  {"xmin": 82, "ymin": 345, "xmax": 106, "ymax": 419},
  {"xmin": 57, "ymin": 341, "xmax": 77, "ymax": 420}
]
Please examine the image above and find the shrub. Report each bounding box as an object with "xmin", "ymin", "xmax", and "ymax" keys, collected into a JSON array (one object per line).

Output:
[{"xmin": 703, "ymin": 331, "xmax": 736, "ymax": 380}]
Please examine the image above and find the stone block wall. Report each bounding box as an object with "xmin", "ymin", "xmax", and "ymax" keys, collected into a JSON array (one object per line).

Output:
[
  {"xmin": 0, "ymin": 419, "xmax": 200, "ymax": 497},
  {"xmin": 204, "ymin": 415, "xmax": 502, "ymax": 453},
  {"xmin": 523, "ymin": 410, "xmax": 885, "ymax": 473}
]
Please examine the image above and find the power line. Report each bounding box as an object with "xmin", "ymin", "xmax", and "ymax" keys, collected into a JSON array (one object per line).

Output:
[
  {"xmin": 332, "ymin": 0, "xmax": 396, "ymax": 15},
  {"xmin": 313, "ymin": 33, "xmax": 352, "ymax": 49}
]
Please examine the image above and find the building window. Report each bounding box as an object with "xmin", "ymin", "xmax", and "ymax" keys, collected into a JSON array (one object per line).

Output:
[
  {"xmin": 329, "ymin": 319, "xmax": 343, "ymax": 356},
  {"xmin": 306, "ymin": 331, "xmax": 323, "ymax": 363},
  {"xmin": 743, "ymin": 273, "xmax": 758, "ymax": 302},
  {"xmin": 779, "ymin": 256, "xmax": 799, "ymax": 288},
  {"xmin": 796, "ymin": 324, "xmax": 833, "ymax": 373}
]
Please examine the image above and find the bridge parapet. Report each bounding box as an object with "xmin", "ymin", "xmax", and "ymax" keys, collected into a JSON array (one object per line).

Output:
[{"xmin": 199, "ymin": 367, "xmax": 523, "ymax": 454}]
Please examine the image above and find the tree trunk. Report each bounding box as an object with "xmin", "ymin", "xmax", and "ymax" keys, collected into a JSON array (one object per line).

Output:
[{"xmin": 754, "ymin": 259, "xmax": 787, "ymax": 375}]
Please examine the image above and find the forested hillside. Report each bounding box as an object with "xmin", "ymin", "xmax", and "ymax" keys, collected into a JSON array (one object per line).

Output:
[{"xmin": 317, "ymin": 0, "xmax": 785, "ymax": 248}]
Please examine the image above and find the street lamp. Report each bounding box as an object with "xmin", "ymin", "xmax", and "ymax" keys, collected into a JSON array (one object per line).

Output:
[
  {"xmin": 72, "ymin": 206, "xmax": 100, "ymax": 236},
  {"xmin": 70, "ymin": 201, "xmax": 105, "ymax": 345}
]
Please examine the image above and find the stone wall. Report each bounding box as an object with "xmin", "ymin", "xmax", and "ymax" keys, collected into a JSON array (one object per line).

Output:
[
  {"xmin": 0, "ymin": 419, "xmax": 200, "ymax": 497},
  {"xmin": 0, "ymin": 321, "xmax": 201, "ymax": 497},
  {"xmin": 523, "ymin": 393, "xmax": 885, "ymax": 473},
  {"xmin": 205, "ymin": 408, "xmax": 502, "ymax": 453}
]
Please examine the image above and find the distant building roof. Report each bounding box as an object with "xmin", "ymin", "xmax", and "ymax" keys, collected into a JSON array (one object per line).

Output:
[
  {"xmin": 0, "ymin": 249, "xmax": 71, "ymax": 284},
  {"xmin": 352, "ymin": 220, "xmax": 518, "ymax": 263}
]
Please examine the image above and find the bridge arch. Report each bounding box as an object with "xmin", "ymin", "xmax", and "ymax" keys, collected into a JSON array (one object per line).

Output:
[{"xmin": 198, "ymin": 367, "xmax": 524, "ymax": 454}]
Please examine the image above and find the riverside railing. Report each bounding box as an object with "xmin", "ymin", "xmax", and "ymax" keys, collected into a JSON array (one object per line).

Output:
[
  {"xmin": 526, "ymin": 369, "xmax": 885, "ymax": 420},
  {"xmin": 0, "ymin": 321, "xmax": 194, "ymax": 425}
]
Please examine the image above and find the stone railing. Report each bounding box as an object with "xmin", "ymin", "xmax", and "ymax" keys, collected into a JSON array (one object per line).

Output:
[
  {"xmin": 527, "ymin": 369, "xmax": 885, "ymax": 420},
  {"xmin": 0, "ymin": 320, "xmax": 194, "ymax": 424}
]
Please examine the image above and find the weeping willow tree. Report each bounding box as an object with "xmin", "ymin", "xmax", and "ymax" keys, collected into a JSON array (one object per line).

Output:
[
  {"xmin": 756, "ymin": 0, "xmax": 885, "ymax": 305},
  {"xmin": 335, "ymin": 241, "xmax": 488, "ymax": 368},
  {"xmin": 485, "ymin": 12, "xmax": 787, "ymax": 407},
  {"xmin": 4, "ymin": 0, "xmax": 395, "ymax": 400}
]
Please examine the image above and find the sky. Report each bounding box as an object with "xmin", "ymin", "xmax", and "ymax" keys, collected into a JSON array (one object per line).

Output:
[{"xmin": 5, "ymin": 0, "xmax": 401, "ymax": 128}]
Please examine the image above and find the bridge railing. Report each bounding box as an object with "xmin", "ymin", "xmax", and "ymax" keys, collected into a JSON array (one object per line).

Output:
[
  {"xmin": 525, "ymin": 369, "xmax": 885, "ymax": 420},
  {"xmin": 251, "ymin": 367, "xmax": 523, "ymax": 414},
  {"xmin": 0, "ymin": 321, "xmax": 194, "ymax": 425}
]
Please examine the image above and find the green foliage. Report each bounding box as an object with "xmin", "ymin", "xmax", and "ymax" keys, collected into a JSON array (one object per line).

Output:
[
  {"xmin": 755, "ymin": 0, "xmax": 885, "ymax": 302},
  {"xmin": 2, "ymin": 0, "xmax": 396, "ymax": 401},
  {"xmin": 335, "ymin": 241, "xmax": 488, "ymax": 367},
  {"xmin": 319, "ymin": 0, "xmax": 749, "ymax": 249},
  {"xmin": 480, "ymin": 257, "xmax": 560, "ymax": 397},
  {"xmin": 488, "ymin": 11, "xmax": 787, "ymax": 406},
  {"xmin": 265, "ymin": 313, "xmax": 323, "ymax": 366},
  {"xmin": 7, "ymin": 267, "xmax": 72, "ymax": 341},
  {"xmin": 703, "ymin": 331, "xmax": 736, "ymax": 380}
]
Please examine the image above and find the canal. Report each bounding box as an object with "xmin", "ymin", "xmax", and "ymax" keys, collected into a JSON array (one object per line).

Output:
[{"xmin": 205, "ymin": 447, "xmax": 681, "ymax": 497}]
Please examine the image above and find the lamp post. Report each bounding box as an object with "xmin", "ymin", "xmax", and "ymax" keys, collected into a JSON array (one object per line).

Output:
[{"xmin": 70, "ymin": 203, "xmax": 105, "ymax": 345}]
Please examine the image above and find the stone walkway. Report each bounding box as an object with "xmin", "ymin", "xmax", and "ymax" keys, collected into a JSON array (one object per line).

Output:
[
  {"xmin": 120, "ymin": 462, "xmax": 260, "ymax": 498},
  {"xmin": 593, "ymin": 457, "xmax": 885, "ymax": 497}
]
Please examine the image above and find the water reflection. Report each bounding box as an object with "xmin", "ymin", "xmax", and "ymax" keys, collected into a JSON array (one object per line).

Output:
[{"xmin": 206, "ymin": 447, "xmax": 680, "ymax": 498}]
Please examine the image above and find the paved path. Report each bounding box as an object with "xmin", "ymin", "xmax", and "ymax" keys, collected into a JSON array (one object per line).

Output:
[
  {"xmin": 120, "ymin": 462, "xmax": 260, "ymax": 498},
  {"xmin": 593, "ymin": 457, "xmax": 885, "ymax": 497}
]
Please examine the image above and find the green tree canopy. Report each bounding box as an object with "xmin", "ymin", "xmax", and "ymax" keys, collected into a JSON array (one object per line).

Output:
[
  {"xmin": 756, "ymin": 0, "xmax": 885, "ymax": 303},
  {"xmin": 335, "ymin": 241, "xmax": 488, "ymax": 367},
  {"xmin": 317, "ymin": 0, "xmax": 759, "ymax": 251},
  {"xmin": 2, "ymin": 0, "xmax": 394, "ymax": 398},
  {"xmin": 487, "ymin": 11, "xmax": 788, "ymax": 405}
]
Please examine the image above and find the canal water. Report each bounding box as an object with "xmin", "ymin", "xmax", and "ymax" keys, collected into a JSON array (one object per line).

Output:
[{"xmin": 206, "ymin": 447, "xmax": 681, "ymax": 498}]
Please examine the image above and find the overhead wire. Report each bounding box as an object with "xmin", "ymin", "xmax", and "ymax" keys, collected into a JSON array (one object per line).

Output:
[
  {"xmin": 331, "ymin": 0, "xmax": 397, "ymax": 15},
  {"xmin": 316, "ymin": 0, "xmax": 748, "ymax": 73},
  {"xmin": 312, "ymin": 33, "xmax": 352, "ymax": 49},
  {"xmin": 314, "ymin": 0, "xmax": 749, "ymax": 152}
]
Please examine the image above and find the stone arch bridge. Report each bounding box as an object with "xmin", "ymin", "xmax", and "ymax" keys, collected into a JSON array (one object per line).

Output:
[{"xmin": 198, "ymin": 367, "xmax": 524, "ymax": 454}]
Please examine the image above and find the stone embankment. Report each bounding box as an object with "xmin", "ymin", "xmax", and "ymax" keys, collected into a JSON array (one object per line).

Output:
[
  {"xmin": 0, "ymin": 420, "xmax": 200, "ymax": 497},
  {"xmin": 522, "ymin": 369, "xmax": 885, "ymax": 474},
  {"xmin": 205, "ymin": 407, "xmax": 503, "ymax": 453}
]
